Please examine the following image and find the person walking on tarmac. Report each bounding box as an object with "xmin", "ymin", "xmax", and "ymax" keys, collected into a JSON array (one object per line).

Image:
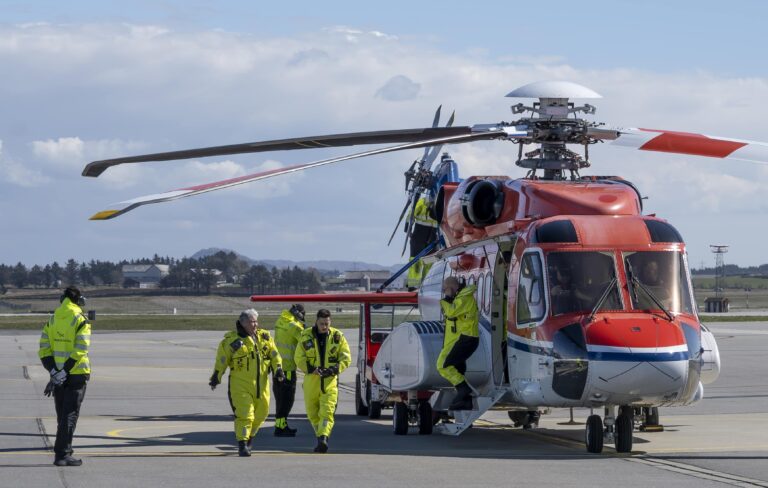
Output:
[
  {"xmin": 272, "ymin": 303, "xmax": 305, "ymax": 437},
  {"xmin": 38, "ymin": 286, "xmax": 91, "ymax": 467},
  {"xmin": 295, "ymin": 309, "xmax": 351, "ymax": 453},
  {"xmin": 209, "ymin": 309, "xmax": 285, "ymax": 457},
  {"xmin": 437, "ymin": 277, "xmax": 480, "ymax": 411}
]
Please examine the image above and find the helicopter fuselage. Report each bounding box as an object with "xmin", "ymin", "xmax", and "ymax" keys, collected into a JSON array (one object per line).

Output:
[{"xmin": 417, "ymin": 176, "xmax": 719, "ymax": 410}]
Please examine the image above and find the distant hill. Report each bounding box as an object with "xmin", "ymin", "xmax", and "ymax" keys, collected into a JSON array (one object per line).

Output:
[{"xmin": 191, "ymin": 247, "xmax": 399, "ymax": 272}]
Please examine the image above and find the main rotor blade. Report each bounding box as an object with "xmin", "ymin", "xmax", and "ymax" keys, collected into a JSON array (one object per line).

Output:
[
  {"xmin": 401, "ymin": 196, "xmax": 419, "ymax": 257},
  {"xmin": 89, "ymin": 131, "xmax": 497, "ymax": 220},
  {"xmin": 425, "ymin": 110, "xmax": 457, "ymax": 168},
  {"xmin": 83, "ymin": 125, "xmax": 472, "ymax": 177},
  {"xmin": 421, "ymin": 105, "xmax": 443, "ymax": 161},
  {"xmin": 601, "ymin": 127, "xmax": 768, "ymax": 164},
  {"xmin": 387, "ymin": 192, "xmax": 415, "ymax": 247}
]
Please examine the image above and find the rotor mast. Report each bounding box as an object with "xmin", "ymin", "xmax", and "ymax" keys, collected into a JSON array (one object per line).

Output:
[{"xmin": 506, "ymin": 81, "xmax": 603, "ymax": 180}]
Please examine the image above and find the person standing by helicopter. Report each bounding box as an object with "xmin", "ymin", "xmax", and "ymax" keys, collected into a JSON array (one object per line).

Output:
[
  {"xmin": 405, "ymin": 195, "xmax": 438, "ymax": 289},
  {"xmin": 272, "ymin": 303, "xmax": 305, "ymax": 437},
  {"xmin": 209, "ymin": 309, "xmax": 284, "ymax": 457},
  {"xmin": 38, "ymin": 286, "xmax": 91, "ymax": 467},
  {"xmin": 438, "ymin": 276, "xmax": 479, "ymax": 410}
]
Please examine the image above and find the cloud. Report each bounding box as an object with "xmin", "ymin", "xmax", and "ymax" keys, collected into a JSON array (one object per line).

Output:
[
  {"xmin": 0, "ymin": 140, "xmax": 50, "ymax": 187},
  {"xmin": 0, "ymin": 22, "xmax": 767, "ymax": 266},
  {"xmin": 375, "ymin": 75, "xmax": 421, "ymax": 101}
]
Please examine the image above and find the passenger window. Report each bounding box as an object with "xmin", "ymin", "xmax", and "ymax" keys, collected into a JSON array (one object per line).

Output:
[{"xmin": 517, "ymin": 252, "xmax": 546, "ymax": 324}]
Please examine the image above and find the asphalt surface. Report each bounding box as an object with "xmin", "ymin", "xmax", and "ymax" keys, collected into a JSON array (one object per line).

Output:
[{"xmin": 1, "ymin": 322, "xmax": 767, "ymax": 487}]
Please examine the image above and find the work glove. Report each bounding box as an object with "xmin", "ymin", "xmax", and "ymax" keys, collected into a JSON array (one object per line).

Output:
[
  {"xmin": 317, "ymin": 367, "xmax": 335, "ymax": 378},
  {"xmin": 43, "ymin": 380, "xmax": 56, "ymax": 397},
  {"xmin": 50, "ymin": 368, "xmax": 67, "ymax": 386},
  {"xmin": 208, "ymin": 372, "xmax": 220, "ymax": 391},
  {"xmin": 327, "ymin": 365, "xmax": 339, "ymax": 376},
  {"xmin": 274, "ymin": 367, "xmax": 285, "ymax": 382}
]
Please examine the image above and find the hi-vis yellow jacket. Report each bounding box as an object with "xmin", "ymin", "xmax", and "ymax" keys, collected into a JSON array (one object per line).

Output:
[
  {"xmin": 295, "ymin": 326, "xmax": 351, "ymax": 391},
  {"xmin": 38, "ymin": 298, "xmax": 91, "ymax": 375},
  {"xmin": 213, "ymin": 329, "xmax": 282, "ymax": 395},
  {"xmin": 274, "ymin": 310, "xmax": 304, "ymax": 372},
  {"xmin": 439, "ymin": 285, "xmax": 479, "ymax": 348}
]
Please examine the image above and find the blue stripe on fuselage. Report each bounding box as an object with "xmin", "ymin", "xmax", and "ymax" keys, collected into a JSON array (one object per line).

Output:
[{"xmin": 507, "ymin": 337, "xmax": 689, "ymax": 362}]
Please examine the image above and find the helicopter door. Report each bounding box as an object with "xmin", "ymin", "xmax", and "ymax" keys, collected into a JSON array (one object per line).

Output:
[{"xmin": 491, "ymin": 239, "xmax": 515, "ymax": 385}]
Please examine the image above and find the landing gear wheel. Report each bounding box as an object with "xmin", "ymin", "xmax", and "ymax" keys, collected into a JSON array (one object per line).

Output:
[
  {"xmin": 585, "ymin": 415, "xmax": 604, "ymax": 454},
  {"xmin": 355, "ymin": 374, "xmax": 368, "ymax": 416},
  {"xmin": 366, "ymin": 380, "xmax": 382, "ymax": 419},
  {"xmin": 418, "ymin": 401, "xmax": 433, "ymax": 435},
  {"xmin": 393, "ymin": 402, "xmax": 408, "ymax": 435},
  {"xmin": 645, "ymin": 407, "xmax": 659, "ymax": 426},
  {"xmin": 614, "ymin": 413, "xmax": 633, "ymax": 453}
]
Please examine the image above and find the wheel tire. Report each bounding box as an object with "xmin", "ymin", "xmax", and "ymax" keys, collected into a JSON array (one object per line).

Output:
[
  {"xmin": 646, "ymin": 407, "xmax": 659, "ymax": 426},
  {"xmin": 585, "ymin": 415, "xmax": 604, "ymax": 454},
  {"xmin": 355, "ymin": 374, "xmax": 368, "ymax": 416},
  {"xmin": 418, "ymin": 401, "xmax": 433, "ymax": 435},
  {"xmin": 393, "ymin": 402, "xmax": 409, "ymax": 435},
  {"xmin": 615, "ymin": 413, "xmax": 633, "ymax": 453},
  {"xmin": 366, "ymin": 380, "xmax": 382, "ymax": 419}
]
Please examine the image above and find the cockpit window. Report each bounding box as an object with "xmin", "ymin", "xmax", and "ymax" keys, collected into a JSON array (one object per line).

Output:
[
  {"xmin": 624, "ymin": 251, "xmax": 693, "ymax": 314},
  {"xmin": 517, "ymin": 252, "xmax": 546, "ymax": 324},
  {"xmin": 547, "ymin": 251, "xmax": 622, "ymax": 316}
]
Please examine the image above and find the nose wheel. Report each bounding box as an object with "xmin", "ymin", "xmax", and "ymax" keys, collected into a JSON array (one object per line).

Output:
[{"xmin": 585, "ymin": 406, "xmax": 634, "ymax": 454}]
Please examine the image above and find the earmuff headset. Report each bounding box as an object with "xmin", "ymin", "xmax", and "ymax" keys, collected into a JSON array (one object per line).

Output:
[
  {"xmin": 60, "ymin": 286, "xmax": 86, "ymax": 307},
  {"xmin": 289, "ymin": 304, "xmax": 305, "ymax": 322}
]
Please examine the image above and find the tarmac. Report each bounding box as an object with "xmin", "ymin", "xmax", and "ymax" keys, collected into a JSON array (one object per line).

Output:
[{"xmin": 1, "ymin": 321, "xmax": 767, "ymax": 487}]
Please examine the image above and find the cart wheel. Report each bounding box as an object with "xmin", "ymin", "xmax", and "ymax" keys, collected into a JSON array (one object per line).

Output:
[
  {"xmin": 418, "ymin": 401, "xmax": 433, "ymax": 435},
  {"xmin": 355, "ymin": 373, "xmax": 368, "ymax": 416},
  {"xmin": 366, "ymin": 380, "xmax": 382, "ymax": 419},
  {"xmin": 393, "ymin": 402, "xmax": 408, "ymax": 435}
]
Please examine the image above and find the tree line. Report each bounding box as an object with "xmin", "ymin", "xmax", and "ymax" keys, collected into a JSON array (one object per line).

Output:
[{"xmin": 0, "ymin": 251, "xmax": 322, "ymax": 295}]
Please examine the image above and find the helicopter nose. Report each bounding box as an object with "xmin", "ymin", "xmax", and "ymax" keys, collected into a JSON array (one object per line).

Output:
[{"xmin": 581, "ymin": 316, "xmax": 696, "ymax": 405}]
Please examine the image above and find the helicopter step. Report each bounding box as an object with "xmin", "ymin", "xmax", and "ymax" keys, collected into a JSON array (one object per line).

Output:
[{"xmin": 432, "ymin": 387, "xmax": 507, "ymax": 436}]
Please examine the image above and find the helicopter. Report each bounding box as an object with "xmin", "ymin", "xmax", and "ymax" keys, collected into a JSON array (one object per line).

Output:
[{"xmin": 82, "ymin": 80, "xmax": 768, "ymax": 453}]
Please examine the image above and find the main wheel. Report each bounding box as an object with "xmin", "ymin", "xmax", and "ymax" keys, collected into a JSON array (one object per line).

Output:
[
  {"xmin": 645, "ymin": 407, "xmax": 659, "ymax": 426},
  {"xmin": 615, "ymin": 413, "xmax": 634, "ymax": 453},
  {"xmin": 393, "ymin": 402, "xmax": 409, "ymax": 435},
  {"xmin": 418, "ymin": 400, "xmax": 433, "ymax": 435},
  {"xmin": 355, "ymin": 374, "xmax": 368, "ymax": 416},
  {"xmin": 585, "ymin": 415, "xmax": 604, "ymax": 454},
  {"xmin": 366, "ymin": 380, "xmax": 382, "ymax": 419}
]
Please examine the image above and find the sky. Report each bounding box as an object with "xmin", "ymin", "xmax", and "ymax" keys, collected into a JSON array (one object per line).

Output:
[{"xmin": 1, "ymin": 0, "xmax": 767, "ymax": 268}]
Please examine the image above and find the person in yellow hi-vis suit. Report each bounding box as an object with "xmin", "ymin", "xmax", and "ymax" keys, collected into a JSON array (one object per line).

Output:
[
  {"xmin": 437, "ymin": 277, "xmax": 479, "ymax": 410},
  {"xmin": 295, "ymin": 309, "xmax": 351, "ymax": 453},
  {"xmin": 38, "ymin": 286, "xmax": 91, "ymax": 467},
  {"xmin": 272, "ymin": 304, "xmax": 305, "ymax": 437},
  {"xmin": 406, "ymin": 196, "xmax": 438, "ymax": 289},
  {"xmin": 209, "ymin": 309, "xmax": 284, "ymax": 457}
]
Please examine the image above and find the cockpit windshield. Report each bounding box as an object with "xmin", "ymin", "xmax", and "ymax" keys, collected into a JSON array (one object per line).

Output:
[
  {"xmin": 547, "ymin": 251, "xmax": 622, "ymax": 316},
  {"xmin": 624, "ymin": 251, "xmax": 694, "ymax": 314}
]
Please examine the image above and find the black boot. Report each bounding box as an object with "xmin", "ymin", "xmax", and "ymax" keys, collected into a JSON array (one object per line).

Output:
[
  {"xmin": 285, "ymin": 424, "xmax": 297, "ymax": 435},
  {"xmin": 54, "ymin": 455, "xmax": 82, "ymax": 467},
  {"xmin": 238, "ymin": 440, "xmax": 251, "ymax": 457},
  {"xmin": 246, "ymin": 436, "xmax": 254, "ymax": 449},
  {"xmin": 449, "ymin": 381, "xmax": 473, "ymax": 411},
  {"xmin": 313, "ymin": 435, "xmax": 328, "ymax": 453}
]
